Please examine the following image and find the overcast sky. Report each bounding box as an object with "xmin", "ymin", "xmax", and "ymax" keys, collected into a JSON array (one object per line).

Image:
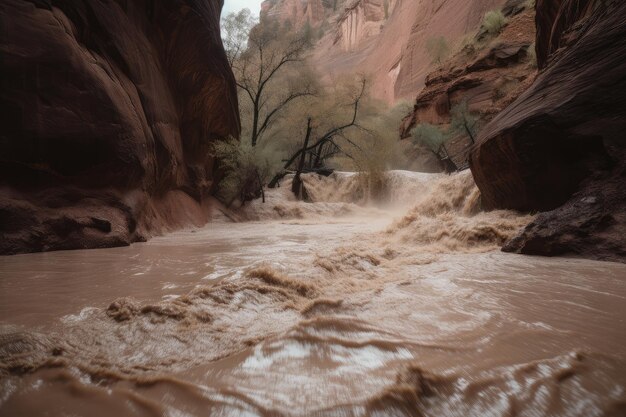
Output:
[{"xmin": 222, "ymin": 0, "xmax": 261, "ymax": 17}]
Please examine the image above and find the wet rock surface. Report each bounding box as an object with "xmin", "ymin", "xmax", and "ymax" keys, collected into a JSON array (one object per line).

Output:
[
  {"xmin": 0, "ymin": 0, "xmax": 240, "ymax": 254},
  {"xmin": 503, "ymin": 157, "xmax": 626, "ymax": 263},
  {"xmin": 470, "ymin": 0, "xmax": 626, "ymax": 261}
]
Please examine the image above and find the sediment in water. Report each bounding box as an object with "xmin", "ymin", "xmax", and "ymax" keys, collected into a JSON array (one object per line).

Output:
[{"xmin": 1, "ymin": 170, "xmax": 624, "ymax": 416}]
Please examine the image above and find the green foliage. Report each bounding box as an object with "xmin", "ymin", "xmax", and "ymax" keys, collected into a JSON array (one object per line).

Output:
[
  {"xmin": 410, "ymin": 100, "xmax": 481, "ymax": 163},
  {"xmin": 225, "ymin": 11, "xmax": 453, "ymax": 203},
  {"xmin": 327, "ymin": 0, "xmax": 346, "ymax": 12},
  {"xmin": 302, "ymin": 20, "xmax": 314, "ymax": 46},
  {"xmin": 211, "ymin": 138, "xmax": 280, "ymax": 205},
  {"xmin": 221, "ymin": 9, "xmax": 257, "ymax": 65},
  {"xmin": 316, "ymin": 20, "xmax": 328, "ymax": 40},
  {"xmin": 411, "ymin": 123, "xmax": 447, "ymax": 153},
  {"xmin": 325, "ymin": 99, "xmax": 414, "ymax": 201},
  {"xmin": 449, "ymin": 100, "xmax": 479, "ymax": 143},
  {"xmin": 481, "ymin": 10, "xmax": 507, "ymax": 35},
  {"xmin": 426, "ymin": 37, "xmax": 451, "ymax": 66},
  {"xmin": 524, "ymin": 0, "xmax": 536, "ymax": 8}
]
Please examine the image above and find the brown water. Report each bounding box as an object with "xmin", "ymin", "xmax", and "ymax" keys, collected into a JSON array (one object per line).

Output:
[{"xmin": 1, "ymin": 171, "xmax": 625, "ymax": 417}]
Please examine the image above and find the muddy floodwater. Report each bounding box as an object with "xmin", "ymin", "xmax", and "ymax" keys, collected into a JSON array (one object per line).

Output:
[{"xmin": 1, "ymin": 172, "xmax": 625, "ymax": 416}]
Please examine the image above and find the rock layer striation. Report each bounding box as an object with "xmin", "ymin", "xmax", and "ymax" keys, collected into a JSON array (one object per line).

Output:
[{"xmin": 470, "ymin": 0, "xmax": 626, "ymax": 262}]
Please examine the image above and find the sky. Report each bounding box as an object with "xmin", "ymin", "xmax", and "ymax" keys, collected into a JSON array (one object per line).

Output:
[{"xmin": 222, "ymin": 0, "xmax": 261, "ymax": 18}]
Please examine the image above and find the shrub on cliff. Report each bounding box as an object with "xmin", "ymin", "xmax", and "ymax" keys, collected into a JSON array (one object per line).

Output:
[
  {"xmin": 527, "ymin": 42, "xmax": 538, "ymax": 68},
  {"xmin": 211, "ymin": 138, "xmax": 279, "ymax": 206},
  {"xmin": 449, "ymin": 101, "xmax": 479, "ymax": 144},
  {"xmin": 481, "ymin": 10, "xmax": 507, "ymax": 35}
]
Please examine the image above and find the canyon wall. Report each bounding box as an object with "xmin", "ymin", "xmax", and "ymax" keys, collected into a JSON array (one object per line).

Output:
[
  {"xmin": 470, "ymin": 0, "xmax": 626, "ymax": 262},
  {"xmin": 335, "ymin": 0, "xmax": 396, "ymax": 51},
  {"xmin": 264, "ymin": 0, "xmax": 507, "ymax": 103},
  {"xmin": 261, "ymin": 0, "xmax": 329, "ymax": 29},
  {"xmin": 311, "ymin": 0, "xmax": 505, "ymax": 102},
  {"xmin": 392, "ymin": 0, "xmax": 505, "ymax": 100},
  {"xmin": 0, "ymin": 0, "xmax": 240, "ymax": 254},
  {"xmin": 400, "ymin": 1, "xmax": 536, "ymax": 170}
]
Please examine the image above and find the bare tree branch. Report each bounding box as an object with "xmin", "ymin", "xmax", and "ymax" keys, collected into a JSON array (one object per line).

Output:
[
  {"xmin": 268, "ymin": 79, "xmax": 368, "ymax": 188},
  {"xmin": 228, "ymin": 21, "xmax": 310, "ymax": 147}
]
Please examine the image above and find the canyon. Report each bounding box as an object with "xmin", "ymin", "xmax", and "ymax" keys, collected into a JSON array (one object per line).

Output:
[
  {"xmin": 292, "ymin": 0, "xmax": 626, "ymax": 262},
  {"xmin": 1, "ymin": 0, "xmax": 624, "ymax": 263},
  {"xmin": 0, "ymin": 1, "xmax": 625, "ymax": 416}
]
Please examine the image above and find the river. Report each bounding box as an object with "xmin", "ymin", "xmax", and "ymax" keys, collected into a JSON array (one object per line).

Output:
[{"xmin": 1, "ymin": 171, "xmax": 625, "ymax": 416}]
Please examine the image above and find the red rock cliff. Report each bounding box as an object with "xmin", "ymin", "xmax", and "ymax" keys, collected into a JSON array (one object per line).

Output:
[
  {"xmin": 470, "ymin": 0, "xmax": 626, "ymax": 262},
  {"xmin": 311, "ymin": 0, "xmax": 505, "ymax": 103},
  {"xmin": 0, "ymin": 0, "xmax": 240, "ymax": 254},
  {"xmin": 261, "ymin": 0, "xmax": 329, "ymax": 29}
]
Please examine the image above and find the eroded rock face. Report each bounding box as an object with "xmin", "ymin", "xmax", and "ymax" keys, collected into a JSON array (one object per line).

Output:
[
  {"xmin": 334, "ymin": 0, "xmax": 395, "ymax": 51},
  {"xmin": 393, "ymin": 0, "xmax": 505, "ymax": 100},
  {"xmin": 261, "ymin": 0, "xmax": 329, "ymax": 29},
  {"xmin": 0, "ymin": 0, "xmax": 240, "ymax": 254},
  {"xmin": 401, "ymin": 5, "xmax": 536, "ymax": 171},
  {"xmin": 503, "ymin": 161, "xmax": 626, "ymax": 263},
  {"xmin": 311, "ymin": 0, "xmax": 505, "ymax": 103},
  {"xmin": 470, "ymin": 0, "xmax": 626, "ymax": 261}
]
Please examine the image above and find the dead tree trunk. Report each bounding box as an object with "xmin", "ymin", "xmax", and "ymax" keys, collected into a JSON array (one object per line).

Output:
[
  {"xmin": 292, "ymin": 118, "xmax": 313, "ymax": 200},
  {"xmin": 267, "ymin": 79, "xmax": 366, "ymax": 189}
]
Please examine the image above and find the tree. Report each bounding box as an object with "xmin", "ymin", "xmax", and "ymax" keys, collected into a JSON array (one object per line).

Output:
[
  {"xmin": 226, "ymin": 16, "xmax": 316, "ymax": 147},
  {"xmin": 411, "ymin": 123, "xmax": 447, "ymax": 154},
  {"xmin": 426, "ymin": 36, "xmax": 450, "ymax": 66},
  {"xmin": 268, "ymin": 78, "xmax": 368, "ymax": 196},
  {"xmin": 449, "ymin": 100, "xmax": 479, "ymax": 144},
  {"xmin": 411, "ymin": 123, "xmax": 459, "ymax": 172},
  {"xmin": 222, "ymin": 9, "xmax": 257, "ymax": 67},
  {"xmin": 210, "ymin": 137, "xmax": 279, "ymax": 206}
]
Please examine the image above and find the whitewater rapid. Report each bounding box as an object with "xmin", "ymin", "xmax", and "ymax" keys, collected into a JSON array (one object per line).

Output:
[{"xmin": 1, "ymin": 171, "xmax": 625, "ymax": 416}]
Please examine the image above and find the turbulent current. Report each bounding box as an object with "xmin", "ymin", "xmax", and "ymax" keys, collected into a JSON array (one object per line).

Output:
[{"xmin": 1, "ymin": 171, "xmax": 625, "ymax": 417}]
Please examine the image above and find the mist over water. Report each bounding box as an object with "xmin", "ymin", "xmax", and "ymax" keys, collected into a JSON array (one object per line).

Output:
[{"xmin": 1, "ymin": 172, "xmax": 625, "ymax": 416}]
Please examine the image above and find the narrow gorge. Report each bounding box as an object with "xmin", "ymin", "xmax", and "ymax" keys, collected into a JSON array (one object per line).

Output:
[{"xmin": 0, "ymin": 1, "xmax": 625, "ymax": 416}]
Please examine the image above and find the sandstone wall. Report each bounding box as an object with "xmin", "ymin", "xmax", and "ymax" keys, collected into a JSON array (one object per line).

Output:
[
  {"xmin": 312, "ymin": 0, "xmax": 505, "ymax": 103},
  {"xmin": 400, "ymin": 3, "xmax": 536, "ymax": 171},
  {"xmin": 261, "ymin": 0, "xmax": 328, "ymax": 29},
  {"xmin": 470, "ymin": 0, "xmax": 626, "ymax": 262},
  {"xmin": 0, "ymin": 0, "xmax": 240, "ymax": 254}
]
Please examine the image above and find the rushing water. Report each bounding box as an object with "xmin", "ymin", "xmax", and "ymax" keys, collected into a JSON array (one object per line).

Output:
[{"xmin": 0, "ymin": 171, "xmax": 625, "ymax": 417}]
